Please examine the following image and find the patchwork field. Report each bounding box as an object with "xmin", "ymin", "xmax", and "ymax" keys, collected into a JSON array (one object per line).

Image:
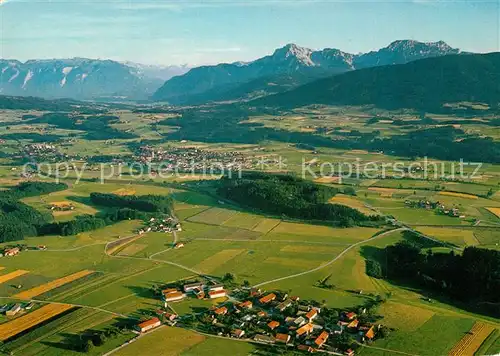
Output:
[
  {"xmin": 416, "ymin": 227, "xmax": 479, "ymax": 247},
  {"xmin": 0, "ymin": 174, "xmax": 498, "ymax": 355},
  {"xmin": 193, "ymin": 249, "xmax": 246, "ymax": 273},
  {"xmin": 0, "ymin": 270, "xmax": 29, "ymax": 284},
  {"xmin": 14, "ymin": 270, "xmax": 94, "ymax": 299},
  {"xmin": 0, "ymin": 303, "xmax": 75, "ymax": 341},
  {"xmin": 486, "ymin": 207, "xmax": 500, "ymax": 218},
  {"xmin": 448, "ymin": 322, "xmax": 495, "ymax": 356},
  {"xmin": 252, "ymin": 218, "xmax": 281, "ymax": 233},
  {"xmin": 439, "ymin": 191, "xmax": 479, "ymax": 199},
  {"xmin": 329, "ymin": 194, "xmax": 376, "ymax": 215},
  {"xmin": 378, "ymin": 301, "xmax": 435, "ymax": 331},
  {"xmin": 187, "ymin": 207, "xmax": 238, "ymax": 225}
]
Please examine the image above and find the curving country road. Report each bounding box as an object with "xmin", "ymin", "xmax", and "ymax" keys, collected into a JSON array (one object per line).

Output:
[{"xmin": 253, "ymin": 227, "xmax": 406, "ymax": 288}]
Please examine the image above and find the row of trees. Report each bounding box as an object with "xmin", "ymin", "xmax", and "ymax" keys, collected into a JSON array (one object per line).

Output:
[
  {"xmin": 382, "ymin": 241, "xmax": 500, "ymax": 316},
  {"xmin": 217, "ymin": 173, "xmax": 382, "ymax": 226},
  {"xmin": 89, "ymin": 193, "xmax": 173, "ymax": 214}
]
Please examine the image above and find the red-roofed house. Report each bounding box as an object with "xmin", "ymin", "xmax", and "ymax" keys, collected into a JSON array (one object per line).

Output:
[
  {"xmin": 239, "ymin": 300, "xmax": 253, "ymax": 309},
  {"xmin": 314, "ymin": 331, "xmax": 329, "ymax": 348},
  {"xmin": 305, "ymin": 308, "xmax": 318, "ymax": 321},
  {"xmin": 136, "ymin": 317, "xmax": 161, "ymax": 333},
  {"xmin": 208, "ymin": 290, "xmax": 227, "ymax": 299},
  {"xmin": 214, "ymin": 306, "xmax": 228, "ymax": 315},
  {"xmin": 259, "ymin": 293, "xmax": 276, "ymax": 304},
  {"xmin": 297, "ymin": 344, "xmax": 315, "ymax": 353},
  {"xmin": 296, "ymin": 323, "xmax": 314, "ymax": 337},
  {"xmin": 275, "ymin": 333, "xmax": 291, "ymax": 343},
  {"xmin": 344, "ymin": 311, "xmax": 357, "ymax": 320},
  {"xmin": 365, "ymin": 326, "xmax": 375, "ymax": 340},
  {"xmin": 231, "ymin": 329, "xmax": 245, "ymax": 338},
  {"xmin": 267, "ymin": 320, "xmax": 280, "ymax": 330}
]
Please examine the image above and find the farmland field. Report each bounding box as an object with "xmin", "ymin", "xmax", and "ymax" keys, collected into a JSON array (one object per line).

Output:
[
  {"xmin": 0, "ymin": 270, "xmax": 29, "ymax": 284},
  {"xmin": 0, "ymin": 303, "xmax": 75, "ymax": 341},
  {"xmin": 193, "ymin": 249, "xmax": 246, "ymax": 273},
  {"xmin": 1, "ymin": 103, "xmax": 500, "ymax": 356},
  {"xmin": 448, "ymin": 322, "xmax": 495, "ymax": 356},
  {"xmin": 14, "ymin": 270, "xmax": 94, "ymax": 299},
  {"xmin": 114, "ymin": 326, "xmax": 206, "ymax": 356}
]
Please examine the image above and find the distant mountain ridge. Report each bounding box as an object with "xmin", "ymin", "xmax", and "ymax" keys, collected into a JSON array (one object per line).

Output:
[
  {"xmin": 252, "ymin": 52, "xmax": 500, "ymax": 111},
  {"xmin": 0, "ymin": 58, "xmax": 176, "ymax": 100},
  {"xmin": 153, "ymin": 40, "xmax": 463, "ymax": 104}
]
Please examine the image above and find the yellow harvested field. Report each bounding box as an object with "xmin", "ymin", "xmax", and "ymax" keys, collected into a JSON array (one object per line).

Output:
[
  {"xmin": 113, "ymin": 188, "xmax": 137, "ymax": 196},
  {"xmin": 368, "ymin": 187, "xmax": 395, "ymax": 197},
  {"xmin": 486, "ymin": 207, "xmax": 500, "ymax": 218},
  {"xmin": 0, "ymin": 270, "xmax": 29, "ymax": 284},
  {"xmin": 0, "ymin": 303, "xmax": 75, "ymax": 341},
  {"xmin": 252, "ymin": 218, "xmax": 281, "ymax": 233},
  {"xmin": 378, "ymin": 302, "xmax": 435, "ymax": 331},
  {"xmin": 264, "ymin": 257, "xmax": 323, "ymax": 269},
  {"xmin": 314, "ymin": 176, "xmax": 341, "ymax": 184},
  {"xmin": 14, "ymin": 270, "xmax": 94, "ymax": 299},
  {"xmin": 448, "ymin": 322, "xmax": 495, "ymax": 356},
  {"xmin": 439, "ymin": 191, "xmax": 478, "ymax": 199},
  {"xmin": 194, "ymin": 249, "xmax": 246, "ymax": 273},
  {"xmin": 329, "ymin": 194, "xmax": 375, "ymax": 215}
]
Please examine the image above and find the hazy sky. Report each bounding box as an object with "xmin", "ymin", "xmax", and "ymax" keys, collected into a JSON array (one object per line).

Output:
[{"xmin": 1, "ymin": 0, "xmax": 499, "ymax": 65}]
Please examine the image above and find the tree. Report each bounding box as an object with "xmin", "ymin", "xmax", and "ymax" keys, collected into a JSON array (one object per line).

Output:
[
  {"xmin": 366, "ymin": 259, "xmax": 383, "ymax": 278},
  {"xmin": 82, "ymin": 339, "xmax": 94, "ymax": 353},
  {"xmin": 222, "ymin": 273, "xmax": 235, "ymax": 282},
  {"xmin": 242, "ymin": 280, "xmax": 250, "ymax": 288}
]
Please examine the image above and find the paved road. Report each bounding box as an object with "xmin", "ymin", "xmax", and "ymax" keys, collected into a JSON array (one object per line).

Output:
[{"xmin": 253, "ymin": 227, "xmax": 406, "ymax": 288}]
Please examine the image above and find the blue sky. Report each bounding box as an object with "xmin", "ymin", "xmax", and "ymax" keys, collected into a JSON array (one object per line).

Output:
[{"xmin": 1, "ymin": 0, "xmax": 498, "ymax": 65}]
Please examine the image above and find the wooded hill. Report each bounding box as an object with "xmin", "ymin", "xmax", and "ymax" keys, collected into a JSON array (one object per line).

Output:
[{"xmin": 253, "ymin": 53, "xmax": 500, "ymax": 111}]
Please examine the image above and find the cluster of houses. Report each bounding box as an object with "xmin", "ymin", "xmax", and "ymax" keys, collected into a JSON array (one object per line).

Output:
[
  {"xmin": 0, "ymin": 302, "xmax": 35, "ymax": 316},
  {"xmin": 134, "ymin": 146, "xmax": 254, "ymax": 172},
  {"xmin": 23, "ymin": 143, "xmax": 69, "ymax": 163},
  {"xmin": 162, "ymin": 281, "xmax": 228, "ymax": 304},
  {"xmin": 137, "ymin": 217, "xmax": 182, "ymax": 235},
  {"xmin": 193, "ymin": 288, "xmax": 378, "ymax": 355},
  {"xmin": 405, "ymin": 200, "xmax": 463, "ymax": 218},
  {"xmin": 48, "ymin": 202, "xmax": 75, "ymax": 212},
  {"xmin": 1, "ymin": 247, "xmax": 21, "ymax": 257}
]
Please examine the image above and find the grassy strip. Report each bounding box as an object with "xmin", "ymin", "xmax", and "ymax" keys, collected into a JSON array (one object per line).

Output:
[
  {"xmin": 475, "ymin": 328, "xmax": 500, "ymax": 356},
  {"xmin": 35, "ymin": 272, "xmax": 103, "ymax": 300}
]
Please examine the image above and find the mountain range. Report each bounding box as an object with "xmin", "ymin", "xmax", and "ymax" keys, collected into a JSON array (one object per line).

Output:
[
  {"xmin": 1, "ymin": 40, "xmax": 462, "ymax": 103},
  {"xmin": 0, "ymin": 59, "xmax": 189, "ymax": 100},
  {"xmin": 152, "ymin": 40, "xmax": 462, "ymax": 104},
  {"xmin": 253, "ymin": 52, "xmax": 500, "ymax": 111}
]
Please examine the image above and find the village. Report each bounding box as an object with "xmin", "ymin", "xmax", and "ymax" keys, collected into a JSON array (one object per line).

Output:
[
  {"xmin": 136, "ymin": 216, "xmax": 182, "ymax": 235},
  {"xmin": 405, "ymin": 199, "xmax": 464, "ymax": 218},
  {"xmin": 134, "ymin": 146, "xmax": 255, "ymax": 173},
  {"xmin": 130, "ymin": 278, "xmax": 389, "ymax": 355}
]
